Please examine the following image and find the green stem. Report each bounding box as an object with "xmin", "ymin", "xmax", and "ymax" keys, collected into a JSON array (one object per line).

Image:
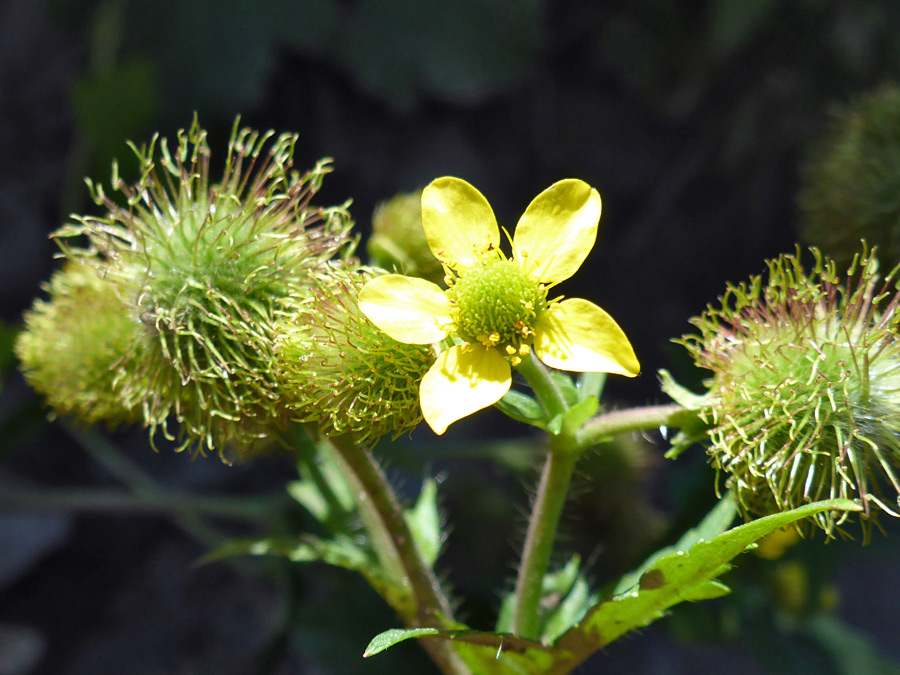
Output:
[
  {"xmin": 510, "ymin": 350, "xmax": 578, "ymax": 640},
  {"xmin": 326, "ymin": 435, "xmax": 468, "ymax": 675},
  {"xmin": 509, "ymin": 361, "xmax": 696, "ymax": 641},
  {"xmin": 514, "ymin": 350, "xmax": 569, "ymax": 419},
  {"xmin": 510, "ymin": 447, "xmax": 579, "ymax": 640},
  {"xmin": 575, "ymin": 403, "xmax": 693, "ymax": 450}
]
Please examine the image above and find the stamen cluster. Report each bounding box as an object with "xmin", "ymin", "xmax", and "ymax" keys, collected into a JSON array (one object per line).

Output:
[{"xmin": 449, "ymin": 257, "xmax": 548, "ymax": 364}]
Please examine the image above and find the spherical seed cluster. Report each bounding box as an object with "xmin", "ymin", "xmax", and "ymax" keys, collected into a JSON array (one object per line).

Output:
[
  {"xmin": 44, "ymin": 117, "xmax": 357, "ymax": 458},
  {"xmin": 451, "ymin": 257, "xmax": 548, "ymax": 359},
  {"xmin": 275, "ymin": 266, "xmax": 433, "ymax": 446},
  {"xmin": 681, "ymin": 247, "xmax": 900, "ymax": 539},
  {"xmin": 16, "ymin": 262, "xmax": 144, "ymax": 427}
]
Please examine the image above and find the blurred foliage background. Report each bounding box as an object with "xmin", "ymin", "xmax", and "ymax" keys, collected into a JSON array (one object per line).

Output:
[{"xmin": 2, "ymin": 0, "xmax": 900, "ymax": 673}]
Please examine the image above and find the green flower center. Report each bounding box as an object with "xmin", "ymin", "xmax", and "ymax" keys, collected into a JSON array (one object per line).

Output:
[{"xmin": 451, "ymin": 258, "xmax": 548, "ymax": 355}]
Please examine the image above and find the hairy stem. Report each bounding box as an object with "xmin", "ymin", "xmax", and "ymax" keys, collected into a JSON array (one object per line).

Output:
[
  {"xmin": 510, "ymin": 446, "xmax": 579, "ymax": 640},
  {"xmin": 326, "ymin": 435, "xmax": 468, "ymax": 674},
  {"xmin": 576, "ymin": 403, "xmax": 693, "ymax": 450},
  {"xmin": 510, "ymin": 351, "xmax": 576, "ymax": 640}
]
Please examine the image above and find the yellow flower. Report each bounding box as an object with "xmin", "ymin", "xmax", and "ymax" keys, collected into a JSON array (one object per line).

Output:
[{"xmin": 359, "ymin": 176, "xmax": 640, "ymax": 434}]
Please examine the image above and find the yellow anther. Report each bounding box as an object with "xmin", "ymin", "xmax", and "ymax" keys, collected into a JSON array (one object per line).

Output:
[
  {"xmin": 488, "ymin": 332, "xmax": 501, "ymax": 345},
  {"xmin": 505, "ymin": 345, "xmax": 517, "ymax": 355},
  {"xmin": 511, "ymin": 356, "xmax": 522, "ymax": 366},
  {"xmin": 518, "ymin": 344, "xmax": 530, "ymax": 356}
]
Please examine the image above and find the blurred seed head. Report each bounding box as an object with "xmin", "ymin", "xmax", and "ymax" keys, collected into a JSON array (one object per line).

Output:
[
  {"xmin": 16, "ymin": 261, "xmax": 144, "ymax": 427},
  {"xmin": 799, "ymin": 84, "xmax": 900, "ymax": 270},
  {"xmin": 366, "ymin": 188, "xmax": 444, "ymax": 285}
]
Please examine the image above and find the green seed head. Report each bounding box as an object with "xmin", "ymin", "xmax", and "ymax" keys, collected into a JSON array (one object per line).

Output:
[
  {"xmin": 680, "ymin": 246, "xmax": 900, "ymax": 540},
  {"xmin": 51, "ymin": 116, "xmax": 357, "ymax": 459},
  {"xmin": 451, "ymin": 257, "xmax": 547, "ymax": 354},
  {"xmin": 799, "ymin": 84, "xmax": 900, "ymax": 269},
  {"xmin": 15, "ymin": 262, "xmax": 144, "ymax": 427},
  {"xmin": 275, "ymin": 266, "xmax": 433, "ymax": 446}
]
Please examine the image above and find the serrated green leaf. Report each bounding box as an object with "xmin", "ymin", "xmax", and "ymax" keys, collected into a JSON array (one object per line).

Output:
[
  {"xmin": 201, "ymin": 533, "xmax": 368, "ymax": 566},
  {"xmin": 495, "ymin": 389, "xmax": 547, "ymax": 428},
  {"xmin": 558, "ymin": 499, "xmax": 861, "ymax": 657},
  {"xmin": 679, "ymin": 579, "xmax": 730, "ymax": 601},
  {"xmin": 404, "ymin": 478, "xmax": 442, "ymax": 567},
  {"xmin": 614, "ymin": 494, "xmax": 738, "ymax": 595},
  {"xmin": 364, "ymin": 626, "xmax": 552, "ymax": 660},
  {"xmin": 202, "ymin": 533, "xmax": 414, "ymax": 614}
]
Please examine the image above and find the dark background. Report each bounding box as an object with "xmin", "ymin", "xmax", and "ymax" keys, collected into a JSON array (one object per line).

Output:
[{"xmin": 2, "ymin": 1, "xmax": 900, "ymax": 673}]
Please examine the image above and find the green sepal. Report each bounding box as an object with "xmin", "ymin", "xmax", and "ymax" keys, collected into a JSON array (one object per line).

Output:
[
  {"xmin": 658, "ymin": 369, "xmax": 713, "ymax": 409},
  {"xmin": 495, "ymin": 389, "xmax": 547, "ymax": 429},
  {"xmin": 555, "ymin": 499, "xmax": 862, "ymax": 658},
  {"xmin": 547, "ymin": 396, "xmax": 599, "ymax": 437},
  {"xmin": 658, "ymin": 370, "xmax": 713, "ymax": 459},
  {"xmin": 549, "ymin": 370, "xmax": 579, "ymax": 407},
  {"xmin": 404, "ymin": 478, "xmax": 442, "ymax": 567},
  {"xmin": 576, "ymin": 371, "xmax": 607, "ymax": 402}
]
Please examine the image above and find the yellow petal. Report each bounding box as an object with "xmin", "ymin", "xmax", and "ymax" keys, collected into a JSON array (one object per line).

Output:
[
  {"xmin": 534, "ymin": 298, "xmax": 639, "ymax": 376},
  {"xmin": 358, "ymin": 275, "xmax": 452, "ymax": 344},
  {"xmin": 513, "ymin": 179, "xmax": 601, "ymax": 285},
  {"xmin": 419, "ymin": 344, "xmax": 511, "ymax": 435},
  {"xmin": 422, "ymin": 177, "xmax": 500, "ymax": 271}
]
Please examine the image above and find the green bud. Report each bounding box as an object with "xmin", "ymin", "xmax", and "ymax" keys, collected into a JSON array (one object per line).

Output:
[
  {"xmin": 680, "ymin": 246, "xmax": 900, "ymax": 539},
  {"xmin": 275, "ymin": 265, "xmax": 433, "ymax": 446},
  {"xmin": 16, "ymin": 262, "xmax": 143, "ymax": 427},
  {"xmin": 799, "ymin": 84, "xmax": 900, "ymax": 269},
  {"xmin": 52, "ymin": 116, "xmax": 357, "ymax": 458},
  {"xmin": 366, "ymin": 189, "xmax": 444, "ymax": 285}
]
